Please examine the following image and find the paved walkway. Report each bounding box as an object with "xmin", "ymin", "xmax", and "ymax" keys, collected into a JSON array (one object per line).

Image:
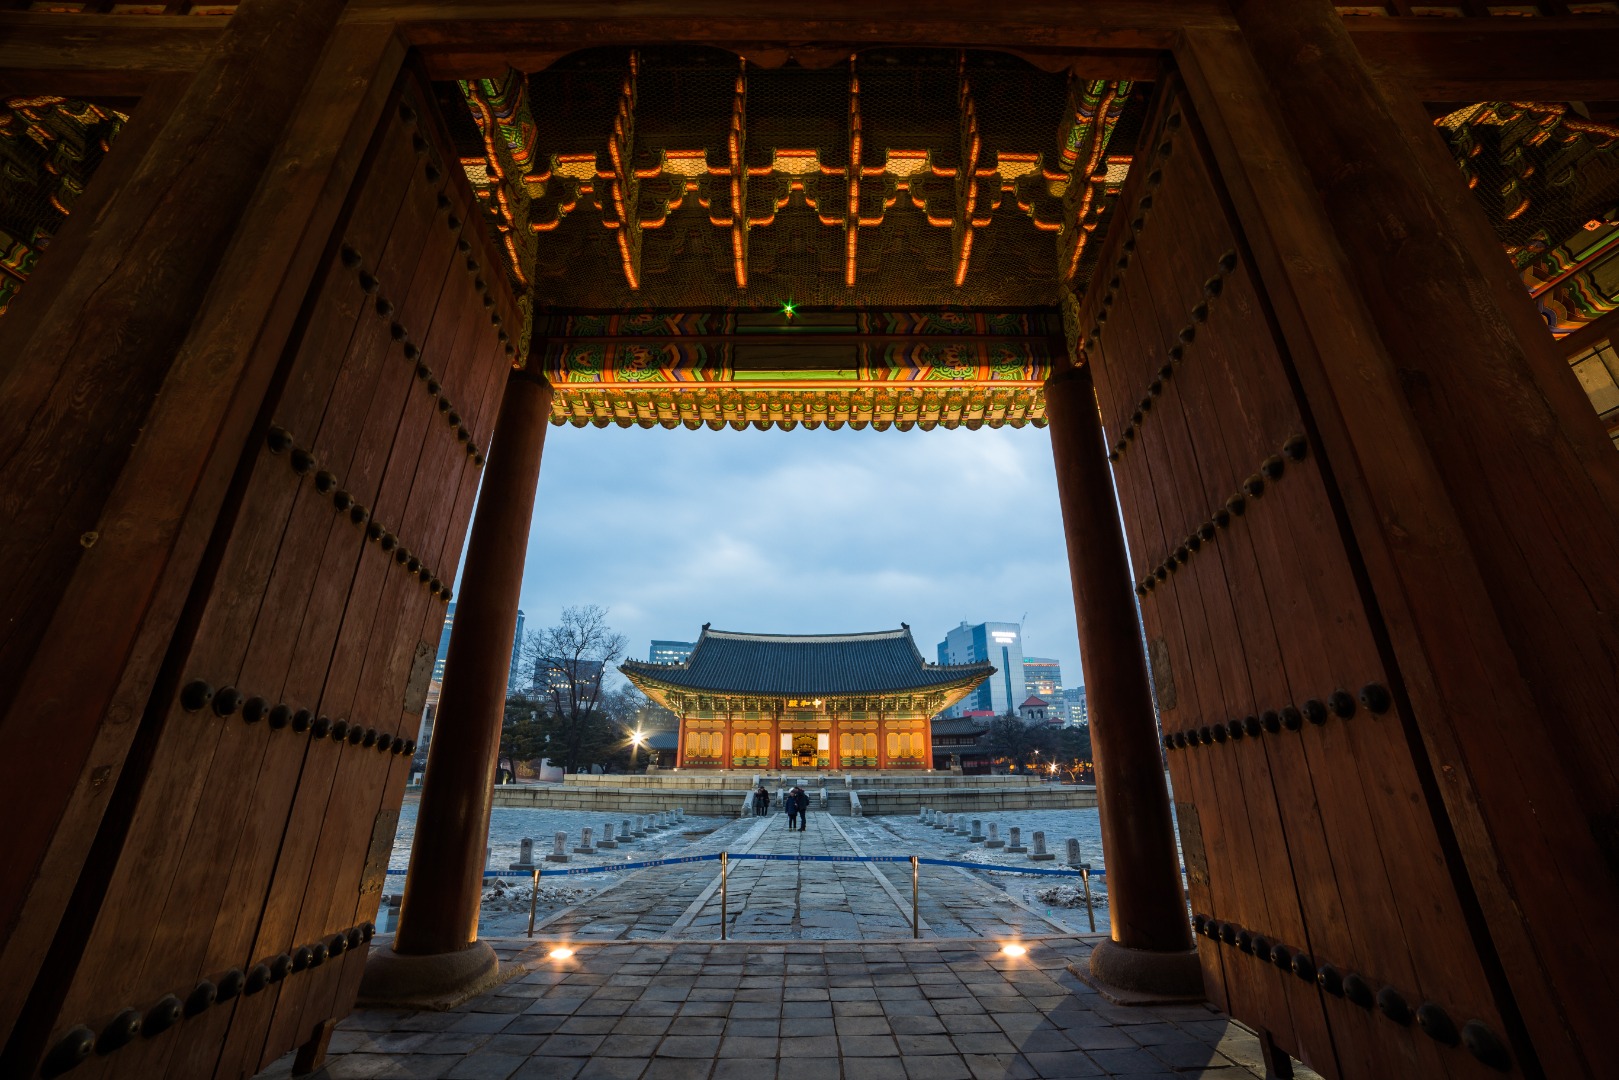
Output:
[
  {"xmin": 260, "ymin": 936, "xmax": 1317, "ymax": 1080},
  {"xmin": 528, "ymin": 811, "xmax": 1075, "ymax": 942},
  {"xmin": 271, "ymin": 813, "xmax": 1325, "ymax": 1079}
]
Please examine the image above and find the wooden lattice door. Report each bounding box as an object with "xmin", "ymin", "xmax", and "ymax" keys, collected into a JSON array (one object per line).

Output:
[
  {"xmin": 1080, "ymin": 83, "xmax": 1523, "ymax": 1080},
  {"xmin": 12, "ymin": 71, "xmax": 517, "ymax": 1080}
]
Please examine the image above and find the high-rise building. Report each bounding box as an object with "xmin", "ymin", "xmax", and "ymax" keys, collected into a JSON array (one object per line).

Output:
[
  {"xmin": 1062, "ymin": 686, "xmax": 1089, "ymax": 727},
  {"xmin": 533, "ymin": 656, "xmax": 606, "ymax": 700},
  {"xmin": 1023, "ymin": 656, "xmax": 1062, "ymax": 700},
  {"xmin": 649, "ymin": 639, "xmax": 696, "ymax": 665},
  {"xmin": 937, "ymin": 621, "xmax": 1026, "ymax": 718},
  {"xmin": 433, "ymin": 602, "xmax": 526, "ymax": 689}
]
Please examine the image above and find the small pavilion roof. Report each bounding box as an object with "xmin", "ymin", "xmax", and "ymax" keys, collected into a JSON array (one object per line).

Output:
[
  {"xmin": 620, "ymin": 625, "xmax": 995, "ymax": 697},
  {"xmin": 1021, "ymin": 696, "xmax": 1049, "ymax": 708}
]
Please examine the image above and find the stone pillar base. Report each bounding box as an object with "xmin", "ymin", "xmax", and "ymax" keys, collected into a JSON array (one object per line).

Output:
[
  {"xmin": 357, "ymin": 939, "xmax": 504, "ymax": 1011},
  {"xmin": 1070, "ymin": 939, "xmax": 1205, "ymax": 1006}
]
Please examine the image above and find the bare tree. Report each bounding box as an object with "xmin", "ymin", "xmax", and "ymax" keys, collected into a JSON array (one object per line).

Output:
[{"xmin": 519, "ymin": 605, "xmax": 627, "ymax": 771}]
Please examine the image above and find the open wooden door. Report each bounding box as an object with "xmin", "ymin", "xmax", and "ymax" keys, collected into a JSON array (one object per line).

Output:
[
  {"xmin": 6, "ymin": 68, "xmax": 518, "ymax": 1080},
  {"xmin": 1079, "ymin": 81, "xmax": 1525, "ymax": 1080}
]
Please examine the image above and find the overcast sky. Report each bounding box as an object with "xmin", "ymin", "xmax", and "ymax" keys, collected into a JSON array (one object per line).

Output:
[{"xmin": 487, "ymin": 422, "xmax": 1088, "ymax": 692}]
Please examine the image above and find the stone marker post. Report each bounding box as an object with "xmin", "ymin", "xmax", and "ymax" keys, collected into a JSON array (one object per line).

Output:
[
  {"xmin": 619, "ymin": 819, "xmax": 635, "ymax": 844},
  {"xmin": 546, "ymin": 832, "xmax": 569, "ymax": 863},
  {"xmin": 1008, "ymin": 827, "xmax": 1027, "ymax": 853},
  {"xmin": 986, "ymin": 823, "xmax": 1005, "ymax": 849},
  {"xmin": 598, "ymin": 823, "xmax": 617, "ymax": 849},
  {"xmin": 509, "ymin": 838, "xmax": 534, "ymax": 871},
  {"xmin": 1067, "ymin": 838, "xmax": 1083, "ymax": 866},
  {"xmin": 970, "ymin": 819, "xmax": 986, "ymax": 843},
  {"xmin": 1031, "ymin": 831, "xmax": 1054, "ymax": 861},
  {"xmin": 575, "ymin": 827, "xmax": 596, "ymax": 855}
]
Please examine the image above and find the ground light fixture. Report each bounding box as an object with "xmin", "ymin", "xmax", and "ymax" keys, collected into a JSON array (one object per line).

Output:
[
  {"xmin": 548, "ymin": 947, "xmax": 575, "ymax": 960},
  {"xmin": 1001, "ymin": 943, "xmax": 1027, "ymax": 957}
]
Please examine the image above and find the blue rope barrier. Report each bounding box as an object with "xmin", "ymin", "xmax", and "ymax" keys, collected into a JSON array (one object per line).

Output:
[{"xmin": 384, "ymin": 853, "xmax": 1119, "ymax": 879}]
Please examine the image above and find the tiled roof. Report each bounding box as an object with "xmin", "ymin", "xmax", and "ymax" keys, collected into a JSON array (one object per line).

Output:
[
  {"xmin": 931, "ymin": 717, "xmax": 992, "ymax": 738},
  {"xmin": 1021, "ymin": 696, "xmax": 1049, "ymax": 708},
  {"xmin": 620, "ymin": 626, "xmax": 995, "ymax": 697}
]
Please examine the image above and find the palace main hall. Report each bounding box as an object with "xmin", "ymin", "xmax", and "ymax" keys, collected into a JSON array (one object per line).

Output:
[{"xmin": 621, "ymin": 626, "xmax": 994, "ymax": 771}]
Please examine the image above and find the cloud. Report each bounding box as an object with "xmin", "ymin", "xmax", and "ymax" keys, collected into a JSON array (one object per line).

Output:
[{"xmin": 459, "ymin": 423, "xmax": 1088, "ymax": 692}]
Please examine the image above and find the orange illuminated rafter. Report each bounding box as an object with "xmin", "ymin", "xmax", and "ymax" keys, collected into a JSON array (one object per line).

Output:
[
  {"xmin": 1061, "ymin": 78, "xmax": 1122, "ymax": 282},
  {"xmin": 952, "ymin": 54, "xmax": 994, "ymax": 287},
  {"xmin": 603, "ymin": 52, "xmax": 642, "ymax": 289},
  {"xmin": 705, "ymin": 58, "xmax": 751, "ymax": 289}
]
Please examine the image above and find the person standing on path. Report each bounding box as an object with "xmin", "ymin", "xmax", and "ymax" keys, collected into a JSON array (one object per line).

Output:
[
  {"xmin": 790, "ymin": 785, "xmax": 808, "ymax": 831},
  {"xmin": 753, "ymin": 784, "xmax": 770, "ymax": 817}
]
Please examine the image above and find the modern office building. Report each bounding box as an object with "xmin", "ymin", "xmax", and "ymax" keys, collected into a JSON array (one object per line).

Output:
[
  {"xmin": 1023, "ymin": 656, "xmax": 1063, "ymax": 700},
  {"xmin": 1062, "ymin": 686, "xmax": 1089, "ymax": 728},
  {"xmin": 937, "ymin": 620, "xmax": 1025, "ymax": 719},
  {"xmin": 533, "ymin": 656, "xmax": 606, "ymax": 700},
  {"xmin": 649, "ymin": 639, "xmax": 696, "ymax": 665},
  {"xmin": 434, "ymin": 602, "xmax": 525, "ymax": 689}
]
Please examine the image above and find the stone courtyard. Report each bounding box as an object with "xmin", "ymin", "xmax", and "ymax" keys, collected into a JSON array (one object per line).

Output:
[{"xmin": 262, "ymin": 810, "xmax": 1318, "ymax": 1079}]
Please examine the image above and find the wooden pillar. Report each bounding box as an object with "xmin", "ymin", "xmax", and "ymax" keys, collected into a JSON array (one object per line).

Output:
[
  {"xmin": 675, "ymin": 711, "xmax": 686, "ymax": 769},
  {"xmin": 1181, "ymin": 8, "xmax": 1619, "ymax": 1069},
  {"xmin": 380, "ymin": 371, "xmax": 552, "ymax": 972},
  {"xmin": 1045, "ymin": 362, "xmax": 1199, "ymax": 992}
]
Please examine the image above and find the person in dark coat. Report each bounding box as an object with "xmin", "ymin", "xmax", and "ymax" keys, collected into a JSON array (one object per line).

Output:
[
  {"xmin": 790, "ymin": 785, "xmax": 808, "ymax": 831},
  {"xmin": 752, "ymin": 784, "xmax": 770, "ymax": 817},
  {"xmin": 784, "ymin": 787, "xmax": 799, "ymax": 829}
]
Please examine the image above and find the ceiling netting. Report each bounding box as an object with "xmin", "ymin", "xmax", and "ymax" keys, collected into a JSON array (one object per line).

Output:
[{"xmin": 438, "ymin": 47, "xmax": 1149, "ymax": 313}]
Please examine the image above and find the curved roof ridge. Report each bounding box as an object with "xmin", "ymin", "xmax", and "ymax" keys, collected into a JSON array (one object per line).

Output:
[
  {"xmin": 703, "ymin": 627, "xmax": 910, "ymax": 644},
  {"xmin": 619, "ymin": 623, "xmax": 996, "ymax": 697}
]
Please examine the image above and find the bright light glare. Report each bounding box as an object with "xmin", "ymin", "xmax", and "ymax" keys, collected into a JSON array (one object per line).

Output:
[
  {"xmin": 1001, "ymin": 943, "xmax": 1027, "ymax": 957},
  {"xmin": 549, "ymin": 947, "xmax": 575, "ymax": 960}
]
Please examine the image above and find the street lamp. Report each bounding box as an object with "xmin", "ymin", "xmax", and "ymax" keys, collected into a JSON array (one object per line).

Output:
[{"xmin": 629, "ymin": 729, "xmax": 646, "ymax": 767}]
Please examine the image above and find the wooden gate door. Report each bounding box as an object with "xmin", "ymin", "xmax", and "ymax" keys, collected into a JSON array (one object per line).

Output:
[
  {"xmin": 11, "ymin": 70, "xmax": 518, "ymax": 1080},
  {"xmin": 1079, "ymin": 82, "xmax": 1522, "ymax": 1080}
]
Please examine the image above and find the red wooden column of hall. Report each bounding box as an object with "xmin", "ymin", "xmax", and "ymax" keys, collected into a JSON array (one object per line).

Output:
[
  {"xmin": 361, "ymin": 369, "xmax": 553, "ymax": 1004},
  {"xmin": 1045, "ymin": 360, "xmax": 1202, "ymax": 997}
]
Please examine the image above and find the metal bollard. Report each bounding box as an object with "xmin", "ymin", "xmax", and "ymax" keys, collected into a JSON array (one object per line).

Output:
[
  {"xmin": 1080, "ymin": 866, "xmax": 1097, "ymax": 933},
  {"xmin": 527, "ymin": 867, "xmax": 541, "ymax": 937},
  {"xmin": 720, "ymin": 852, "xmax": 729, "ymax": 941},
  {"xmin": 911, "ymin": 855, "xmax": 920, "ymax": 939}
]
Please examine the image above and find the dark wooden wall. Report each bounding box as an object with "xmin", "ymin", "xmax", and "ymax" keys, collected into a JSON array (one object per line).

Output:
[
  {"xmin": 3, "ymin": 70, "xmax": 518, "ymax": 1080},
  {"xmin": 1080, "ymin": 84, "xmax": 1522, "ymax": 1080}
]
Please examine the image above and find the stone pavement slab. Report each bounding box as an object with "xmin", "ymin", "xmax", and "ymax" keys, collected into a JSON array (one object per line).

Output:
[{"xmin": 258, "ymin": 937, "xmax": 1321, "ymax": 1080}]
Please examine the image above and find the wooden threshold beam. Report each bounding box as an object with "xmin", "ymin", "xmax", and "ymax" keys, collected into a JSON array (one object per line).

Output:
[
  {"xmin": 4, "ymin": 8, "xmax": 1619, "ymax": 112},
  {"xmin": 1348, "ymin": 16, "xmax": 1619, "ymax": 101},
  {"xmin": 1559, "ymin": 307, "xmax": 1619, "ymax": 360},
  {"xmin": 0, "ymin": 12, "xmax": 228, "ymax": 96}
]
